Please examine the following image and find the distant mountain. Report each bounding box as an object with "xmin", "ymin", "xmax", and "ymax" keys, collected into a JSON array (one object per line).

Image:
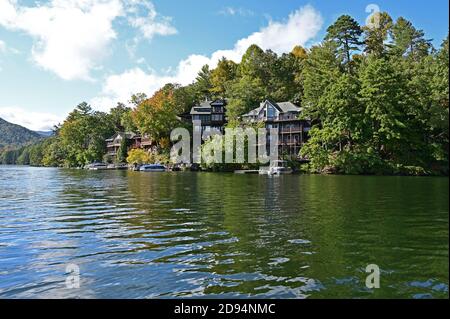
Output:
[
  {"xmin": 0, "ymin": 117, "xmax": 42, "ymax": 149},
  {"xmin": 34, "ymin": 130, "xmax": 54, "ymax": 137}
]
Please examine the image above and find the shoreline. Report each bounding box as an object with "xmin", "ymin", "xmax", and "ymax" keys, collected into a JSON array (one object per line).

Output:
[{"xmin": 1, "ymin": 164, "xmax": 448, "ymax": 177}]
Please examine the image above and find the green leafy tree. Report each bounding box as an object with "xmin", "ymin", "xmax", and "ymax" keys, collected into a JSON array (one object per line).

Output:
[
  {"xmin": 16, "ymin": 147, "xmax": 30, "ymax": 165},
  {"xmin": 28, "ymin": 143, "xmax": 45, "ymax": 166},
  {"xmin": 429, "ymin": 36, "xmax": 449, "ymax": 167},
  {"xmin": 172, "ymin": 83, "xmax": 198, "ymax": 113},
  {"xmin": 132, "ymin": 84, "xmax": 183, "ymax": 147},
  {"xmin": 41, "ymin": 137, "xmax": 65, "ymax": 167},
  {"xmin": 129, "ymin": 93, "xmax": 148, "ymax": 108},
  {"xmin": 0, "ymin": 148, "xmax": 21, "ymax": 164},
  {"xmin": 226, "ymin": 76, "xmax": 265, "ymax": 122},
  {"xmin": 120, "ymin": 110, "xmax": 139, "ymax": 133},
  {"xmin": 59, "ymin": 102, "xmax": 115, "ymax": 167},
  {"xmin": 301, "ymin": 74, "xmax": 368, "ymax": 173},
  {"xmin": 268, "ymin": 52, "xmax": 300, "ymax": 102}
]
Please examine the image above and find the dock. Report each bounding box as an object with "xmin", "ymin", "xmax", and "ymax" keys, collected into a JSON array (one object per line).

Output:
[{"xmin": 234, "ymin": 170, "xmax": 260, "ymax": 174}]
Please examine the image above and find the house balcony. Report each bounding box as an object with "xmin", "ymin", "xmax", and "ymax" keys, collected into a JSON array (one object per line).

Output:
[
  {"xmin": 257, "ymin": 141, "xmax": 302, "ymax": 146},
  {"xmin": 279, "ymin": 128, "xmax": 303, "ymax": 133},
  {"xmin": 130, "ymin": 142, "xmax": 141, "ymax": 149},
  {"xmin": 210, "ymin": 119, "xmax": 225, "ymax": 125},
  {"xmin": 274, "ymin": 117, "xmax": 302, "ymax": 122},
  {"xmin": 278, "ymin": 141, "xmax": 302, "ymax": 146},
  {"xmin": 107, "ymin": 142, "xmax": 120, "ymax": 148},
  {"xmin": 141, "ymin": 137, "xmax": 153, "ymax": 147}
]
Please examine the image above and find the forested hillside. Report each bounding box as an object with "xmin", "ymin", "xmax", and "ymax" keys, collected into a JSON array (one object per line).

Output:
[{"xmin": 0, "ymin": 117, "xmax": 41, "ymax": 149}]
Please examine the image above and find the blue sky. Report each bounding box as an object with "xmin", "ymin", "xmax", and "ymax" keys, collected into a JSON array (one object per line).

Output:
[{"xmin": 0, "ymin": 0, "xmax": 448, "ymax": 130}]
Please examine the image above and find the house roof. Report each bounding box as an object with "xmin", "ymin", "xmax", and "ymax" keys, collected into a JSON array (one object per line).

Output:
[
  {"xmin": 242, "ymin": 100, "xmax": 300, "ymax": 118},
  {"xmin": 190, "ymin": 107, "xmax": 212, "ymax": 115},
  {"xmin": 106, "ymin": 131, "xmax": 138, "ymax": 141},
  {"xmin": 190, "ymin": 99, "xmax": 227, "ymax": 115},
  {"xmin": 276, "ymin": 102, "xmax": 300, "ymax": 113},
  {"xmin": 210, "ymin": 98, "xmax": 227, "ymax": 106},
  {"xmin": 242, "ymin": 105, "xmax": 263, "ymax": 117}
]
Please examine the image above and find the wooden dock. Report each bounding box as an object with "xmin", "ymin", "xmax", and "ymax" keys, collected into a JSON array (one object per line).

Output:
[{"xmin": 234, "ymin": 170, "xmax": 260, "ymax": 174}]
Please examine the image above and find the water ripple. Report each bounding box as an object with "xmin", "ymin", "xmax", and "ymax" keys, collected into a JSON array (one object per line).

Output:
[{"xmin": 0, "ymin": 166, "xmax": 448, "ymax": 298}]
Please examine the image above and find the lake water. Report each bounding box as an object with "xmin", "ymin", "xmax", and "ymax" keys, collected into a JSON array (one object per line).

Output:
[{"xmin": 0, "ymin": 165, "xmax": 448, "ymax": 299}]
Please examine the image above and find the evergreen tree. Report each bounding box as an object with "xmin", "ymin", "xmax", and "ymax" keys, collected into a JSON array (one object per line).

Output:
[
  {"xmin": 210, "ymin": 58, "xmax": 237, "ymax": 96},
  {"xmin": 109, "ymin": 103, "xmax": 131, "ymax": 132},
  {"xmin": 193, "ymin": 65, "xmax": 213, "ymax": 100},
  {"xmin": 391, "ymin": 17, "xmax": 432, "ymax": 59},
  {"xmin": 325, "ymin": 15, "xmax": 363, "ymax": 71},
  {"xmin": 116, "ymin": 134, "xmax": 129, "ymax": 164},
  {"xmin": 363, "ymin": 12, "xmax": 393, "ymax": 56},
  {"xmin": 302, "ymin": 41, "xmax": 342, "ymax": 119},
  {"xmin": 359, "ymin": 56, "xmax": 408, "ymax": 161}
]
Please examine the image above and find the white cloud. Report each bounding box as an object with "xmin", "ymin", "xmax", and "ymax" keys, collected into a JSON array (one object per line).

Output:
[
  {"xmin": 0, "ymin": 39, "xmax": 4, "ymax": 71},
  {"xmin": 0, "ymin": 106, "xmax": 64, "ymax": 131},
  {"xmin": 91, "ymin": 67, "xmax": 173, "ymax": 111},
  {"xmin": 0, "ymin": 38, "xmax": 18, "ymax": 54},
  {"xmin": 0, "ymin": 0, "xmax": 177, "ymax": 81},
  {"xmin": 0, "ymin": 0, "xmax": 122, "ymax": 81},
  {"xmin": 92, "ymin": 5, "xmax": 323, "ymax": 111},
  {"xmin": 219, "ymin": 7, "xmax": 254, "ymax": 17},
  {"xmin": 126, "ymin": 1, "xmax": 177, "ymax": 40},
  {"xmin": 0, "ymin": 39, "xmax": 5, "ymax": 53},
  {"xmin": 0, "ymin": 38, "xmax": 19, "ymax": 72}
]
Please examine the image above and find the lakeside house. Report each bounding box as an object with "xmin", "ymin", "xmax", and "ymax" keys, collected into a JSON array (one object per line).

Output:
[
  {"xmin": 189, "ymin": 99, "xmax": 227, "ymax": 134},
  {"xmin": 105, "ymin": 99, "xmax": 309, "ymax": 162},
  {"xmin": 105, "ymin": 132, "xmax": 155, "ymax": 157},
  {"xmin": 186, "ymin": 99, "xmax": 310, "ymax": 159},
  {"xmin": 241, "ymin": 100, "xmax": 310, "ymax": 158}
]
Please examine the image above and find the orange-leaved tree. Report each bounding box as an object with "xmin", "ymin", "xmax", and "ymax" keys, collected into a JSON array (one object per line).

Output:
[{"xmin": 132, "ymin": 84, "xmax": 184, "ymax": 148}]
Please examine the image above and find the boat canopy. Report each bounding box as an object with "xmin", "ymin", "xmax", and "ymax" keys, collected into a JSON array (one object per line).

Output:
[
  {"xmin": 141, "ymin": 164, "xmax": 166, "ymax": 169},
  {"xmin": 270, "ymin": 160, "xmax": 288, "ymax": 167}
]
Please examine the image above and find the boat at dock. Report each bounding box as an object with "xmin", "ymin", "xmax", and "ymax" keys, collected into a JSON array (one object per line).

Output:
[
  {"xmin": 139, "ymin": 164, "xmax": 167, "ymax": 172},
  {"xmin": 86, "ymin": 162, "xmax": 108, "ymax": 170},
  {"xmin": 106, "ymin": 163, "xmax": 128, "ymax": 170},
  {"xmin": 259, "ymin": 160, "xmax": 293, "ymax": 175},
  {"xmin": 234, "ymin": 170, "xmax": 259, "ymax": 174}
]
